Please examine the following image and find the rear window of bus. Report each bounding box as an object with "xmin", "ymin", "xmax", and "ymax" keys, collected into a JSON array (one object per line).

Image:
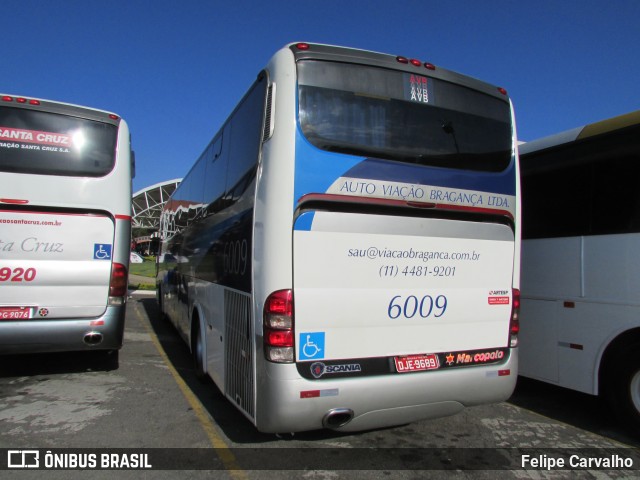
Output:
[{"xmin": 0, "ymin": 107, "xmax": 118, "ymax": 177}]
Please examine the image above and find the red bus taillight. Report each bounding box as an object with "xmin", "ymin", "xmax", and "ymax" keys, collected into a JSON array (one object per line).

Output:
[
  {"xmin": 1, "ymin": 96, "xmax": 40, "ymax": 105},
  {"xmin": 509, "ymin": 288, "xmax": 520, "ymax": 347},
  {"xmin": 264, "ymin": 289, "xmax": 294, "ymax": 363},
  {"xmin": 109, "ymin": 262, "xmax": 128, "ymax": 302}
]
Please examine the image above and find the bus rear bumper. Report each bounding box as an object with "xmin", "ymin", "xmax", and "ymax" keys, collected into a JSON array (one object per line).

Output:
[
  {"xmin": 0, "ymin": 305, "xmax": 126, "ymax": 355},
  {"xmin": 255, "ymin": 351, "xmax": 518, "ymax": 433}
]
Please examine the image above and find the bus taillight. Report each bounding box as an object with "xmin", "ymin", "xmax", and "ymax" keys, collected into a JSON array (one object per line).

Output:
[
  {"xmin": 509, "ymin": 288, "xmax": 520, "ymax": 347},
  {"xmin": 109, "ymin": 262, "xmax": 128, "ymax": 304},
  {"xmin": 396, "ymin": 56, "xmax": 437, "ymax": 71},
  {"xmin": 264, "ymin": 289, "xmax": 294, "ymax": 363},
  {"xmin": 2, "ymin": 96, "xmax": 40, "ymax": 105}
]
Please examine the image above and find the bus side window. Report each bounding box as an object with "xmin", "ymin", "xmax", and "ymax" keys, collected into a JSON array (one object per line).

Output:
[
  {"xmin": 591, "ymin": 155, "xmax": 640, "ymax": 234},
  {"xmin": 204, "ymin": 134, "xmax": 227, "ymax": 216},
  {"xmin": 224, "ymin": 80, "xmax": 267, "ymax": 207}
]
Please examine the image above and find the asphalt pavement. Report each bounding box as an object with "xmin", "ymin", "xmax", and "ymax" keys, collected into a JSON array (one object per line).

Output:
[{"xmin": 1, "ymin": 292, "xmax": 638, "ymax": 479}]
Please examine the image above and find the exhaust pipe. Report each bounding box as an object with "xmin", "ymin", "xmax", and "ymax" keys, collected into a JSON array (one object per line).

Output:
[
  {"xmin": 83, "ymin": 332, "xmax": 103, "ymax": 346},
  {"xmin": 322, "ymin": 408, "xmax": 354, "ymax": 429}
]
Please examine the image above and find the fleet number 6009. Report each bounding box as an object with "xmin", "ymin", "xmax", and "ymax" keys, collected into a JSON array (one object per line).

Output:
[{"xmin": 387, "ymin": 294, "xmax": 447, "ymax": 319}]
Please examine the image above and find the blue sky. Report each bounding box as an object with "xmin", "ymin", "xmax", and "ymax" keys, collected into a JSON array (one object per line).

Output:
[{"xmin": 3, "ymin": 0, "xmax": 638, "ymax": 192}]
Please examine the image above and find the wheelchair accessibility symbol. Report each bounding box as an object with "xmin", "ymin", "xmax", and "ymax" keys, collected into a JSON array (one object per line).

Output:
[
  {"xmin": 93, "ymin": 243, "xmax": 112, "ymax": 260},
  {"xmin": 299, "ymin": 332, "xmax": 325, "ymax": 360}
]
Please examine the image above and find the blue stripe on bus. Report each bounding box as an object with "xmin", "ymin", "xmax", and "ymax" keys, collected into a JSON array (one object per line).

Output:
[
  {"xmin": 294, "ymin": 211, "xmax": 315, "ymax": 231},
  {"xmin": 293, "ymin": 128, "xmax": 364, "ymax": 229},
  {"xmin": 293, "ymin": 128, "xmax": 516, "ymax": 231},
  {"xmin": 342, "ymin": 158, "xmax": 516, "ymax": 196}
]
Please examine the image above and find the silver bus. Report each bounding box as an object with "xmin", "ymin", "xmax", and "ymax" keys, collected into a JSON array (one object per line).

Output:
[{"xmin": 157, "ymin": 43, "xmax": 521, "ymax": 433}]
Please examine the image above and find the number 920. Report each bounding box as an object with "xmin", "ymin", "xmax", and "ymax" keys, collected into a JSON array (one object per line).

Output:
[
  {"xmin": 387, "ymin": 294, "xmax": 447, "ymax": 319},
  {"xmin": 0, "ymin": 267, "xmax": 37, "ymax": 282}
]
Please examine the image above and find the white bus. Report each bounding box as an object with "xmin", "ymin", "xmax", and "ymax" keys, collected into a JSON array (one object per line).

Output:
[
  {"xmin": 157, "ymin": 42, "xmax": 521, "ymax": 433},
  {"xmin": 0, "ymin": 94, "xmax": 133, "ymax": 362},
  {"xmin": 519, "ymin": 110, "xmax": 640, "ymax": 432}
]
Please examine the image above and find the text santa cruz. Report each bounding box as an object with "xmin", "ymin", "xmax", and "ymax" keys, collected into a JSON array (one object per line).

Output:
[{"xmin": 338, "ymin": 180, "xmax": 510, "ymax": 208}]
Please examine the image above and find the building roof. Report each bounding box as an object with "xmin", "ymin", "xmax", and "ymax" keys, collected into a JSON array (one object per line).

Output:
[{"xmin": 132, "ymin": 179, "xmax": 181, "ymax": 229}]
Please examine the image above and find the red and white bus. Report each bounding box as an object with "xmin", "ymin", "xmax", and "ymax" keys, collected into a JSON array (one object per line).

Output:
[{"xmin": 0, "ymin": 94, "xmax": 134, "ymax": 363}]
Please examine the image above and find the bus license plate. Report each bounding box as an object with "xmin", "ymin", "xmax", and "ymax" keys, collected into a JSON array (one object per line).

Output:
[
  {"xmin": 0, "ymin": 307, "xmax": 32, "ymax": 320},
  {"xmin": 394, "ymin": 354, "xmax": 440, "ymax": 373}
]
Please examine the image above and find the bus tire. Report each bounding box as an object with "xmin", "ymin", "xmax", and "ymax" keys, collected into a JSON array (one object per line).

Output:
[
  {"xmin": 605, "ymin": 345, "xmax": 640, "ymax": 436},
  {"xmin": 156, "ymin": 285, "xmax": 162, "ymax": 310},
  {"xmin": 157, "ymin": 286, "xmax": 166, "ymax": 320},
  {"xmin": 191, "ymin": 317, "xmax": 207, "ymax": 382}
]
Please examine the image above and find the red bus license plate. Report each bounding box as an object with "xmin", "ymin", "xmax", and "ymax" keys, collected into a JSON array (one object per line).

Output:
[
  {"xmin": 395, "ymin": 354, "xmax": 440, "ymax": 373},
  {"xmin": 0, "ymin": 307, "xmax": 31, "ymax": 320}
]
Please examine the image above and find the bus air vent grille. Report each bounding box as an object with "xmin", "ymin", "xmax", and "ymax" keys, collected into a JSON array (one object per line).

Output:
[{"xmin": 224, "ymin": 289, "xmax": 255, "ymax": 419}]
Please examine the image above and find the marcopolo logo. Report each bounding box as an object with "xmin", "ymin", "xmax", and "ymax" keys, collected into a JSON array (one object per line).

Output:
[
  {"xmin": 452, "ymin": 349, "xmax": 505, "ymax": 365},
  {"xmin": 310, "ymin": 362, "xmax": 362, "ymax": 379}
]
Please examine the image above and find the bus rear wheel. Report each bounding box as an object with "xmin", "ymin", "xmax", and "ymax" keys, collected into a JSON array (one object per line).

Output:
[
  {"xmin": 191, "ymin": 318, "xmax": 207, "ymax": 381},
  {"xmin": 605, "ymin": 346, "xmax": 640, "ymax": 436}
]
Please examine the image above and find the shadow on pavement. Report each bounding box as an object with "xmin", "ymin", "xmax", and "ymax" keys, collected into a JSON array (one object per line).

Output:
[
  {"xmin": 509, "ymin": 376, "xmax": 639, "ymax": 447},
  {"xmin": 0, "ymin": 349, "xmax": 119, "ymax": 377}
]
